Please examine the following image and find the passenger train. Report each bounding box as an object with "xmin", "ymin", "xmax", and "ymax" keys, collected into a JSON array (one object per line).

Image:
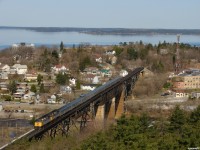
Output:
[{"xmin": 34, "ymin": 67, "xmax": 144, "ymax": 128}]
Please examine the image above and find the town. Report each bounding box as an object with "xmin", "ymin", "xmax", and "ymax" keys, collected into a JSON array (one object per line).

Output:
[
  {"xmin": 0, "ymin": 40, "xmax": 200, "ymax": 111},
  {"xmin": 1, "ymin": 39, "xmax": 200, "ymax": 149}
]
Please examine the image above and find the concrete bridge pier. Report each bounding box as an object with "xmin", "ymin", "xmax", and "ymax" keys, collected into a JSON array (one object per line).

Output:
[
  {"xmin": 115, "ymin": 88, "xmax": 125, "ymax": 119},
  {"xmin": 107, "ymin": 97, "xmax": 116, "ymax": 120},
  {"xmin": 95, "ymin": 103, "xmax": 105, "ymax": 121}
]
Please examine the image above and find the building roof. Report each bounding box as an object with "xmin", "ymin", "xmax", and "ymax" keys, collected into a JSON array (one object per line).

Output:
[
  {"xmin": 13, "ymin": 64, "xmax": 27, "ymax": 69},
  {"xmin": 178, "ymin": 69, "xmax": 200, "ymax": 77}
]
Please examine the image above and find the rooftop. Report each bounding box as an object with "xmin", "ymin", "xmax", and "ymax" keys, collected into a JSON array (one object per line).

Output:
[{"xmin": 178, "ymin": 69, "xmax": 200, "ymax": 77}]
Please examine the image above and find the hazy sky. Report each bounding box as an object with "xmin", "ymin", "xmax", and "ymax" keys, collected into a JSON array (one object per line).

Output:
[{"xmin": 0, "ymin": 0, "xmax": 199, "ymax": 29}]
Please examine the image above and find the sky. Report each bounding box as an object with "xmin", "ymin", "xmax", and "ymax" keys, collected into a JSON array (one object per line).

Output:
[{"xmin": 0, "ymin": 0, "xmax": 199, "ymax": 29}]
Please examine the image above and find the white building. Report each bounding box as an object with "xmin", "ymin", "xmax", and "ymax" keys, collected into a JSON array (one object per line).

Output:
[
  {"xmin": 92, "ymin": 76, "xmax": 99, "ymax": 84},
  {"xmin": 81, "ymin": 84, "xmax": 97, "ymax": 91},
  {"xmin": 12, "ymin": 43, "xmax": 35, "ymax": 49},
  {"xmin": 174, "ymin": 91, "xmax": 189, "ymax": 98},
  {"xmin": 47, "ymin": 95, "xmax": 57, "ymax": 104},
  {"xmin": 69, "ymin": 77, "xmax": 76, "ymax": 86},
  {"xmin": 0, "ymin": 105, "xmax": 2, "ymax": 112},
  {"xmin": 52, "ymin": 65, "xmax": 68, "ymax": 74},
  {"xmin": 60, "ymin": 86, "xmax": 72, "ymax": 94},
  {"xmin": 120, "ymin": 70, "xmax": 128, "ymax": 77},
  {"xmin": 11, "ymin": 64, "xmax": 27, "ymax": 74},
  {"xmin": 23, "ymin": 92, "xmax": 35, "ymax": 100},
  {"xmin": 0, "ymin": 64, "xmax": 10, "ymax": 73},
  {"xmin": 105, "ymin": 50, "xmax": 116, "ymax": 55}
]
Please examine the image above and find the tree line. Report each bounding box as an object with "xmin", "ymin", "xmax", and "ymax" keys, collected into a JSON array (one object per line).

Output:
[{"xmin": 80, "ymin": 105, "xmax": 200, "ymax": 150}]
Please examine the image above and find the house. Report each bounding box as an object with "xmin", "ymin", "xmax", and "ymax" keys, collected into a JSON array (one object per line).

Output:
[
  {"xmin": 0, "ymin": 64, "xmax": 10, "ymax": 73},
  {"xmin": 105, "ymin": 50, "xmax": 116, "ymax": 55},
  {"xmin": 16, "ymin": 82, "xmax": 29, "ymax": 94},
  {"xmin": 83, "ymin": 67, "xmax": 100, "ymax": 75},
  {"xmin": 24, "ymin": 73, "xmax": 38, "ymax": 81},
  {"xmin": 111, "ymin": 56, "xmax": 117, "ymax": 65},
  {"xmin": 81, "ymin": 84, "xmax": 97, "ymax": 91},
  {"xmin": 0, "ymin": 72, "xmax": 9, "ymax": 80},
  {"xmin": 69, "ymin": 77, "xmax": 76, "ymax": 86},
  {"xmin": 120, "ymin": 70, "xmax": 128, "ymax": 77},
  {"xmin": 92, "ymin": 76, "xmax": 99, "ymax": 84},
  {"xmin": 0, "ymin": 105, "xmax": 2, "ymax": 112},
  {"xmin": 11, "ymin": 64, "xmax": 27, "ymax": 74},
  {"xmin": 0, "ymin": 82, "xmax": 9, "ymax": 91},
  {"xmin": 160, "ymin": 49, "xmax": 168, "ymax": 55},
  {"xmin": 0, "ymin": 64, "xmax": 10, "ymax": 79},
  {"xmin": 96, "ymin": 57, "xmax": 102, "ymax": 63},
  {"xmin": 94, "ymin": 54, "xmax": 102, "ymax": 63},
  {"xmin": 174, "ymin": 90, "xmax": 189, "ymax": 98},
  {"xmin": 100, "ymin": 69, "xmax": 112, "ymax": 77},
  {"xmin": 47, "ymin": 95, "xmax": 57, "ymax": 104},
  {"xmin": 13, "ymin": 92, "xmax": 24, "ymax": 99},
  {"xmin": 191, "ymin": 92, "xmax": 200, "ymax": 99},
  {"xmin": 23, "ymin": 92, "xmax": 35, "ymax": 100},
  {"xmin": 43, "ymin": 81, "xmax": 55, "ymax": 88},
  {"xmin": 60, "ymin": 86, "xmax": 72, "ymax": 94},
  {"xmin": 12, "ymin": 43, "xmax": 35, "ymax": 49},
  {"xmin": 84, "ymin": 74, "xmax": 96, "ymax": 83},
  {"xmin": 35, "ymin": 94, "xmax": 41, "ymax": 104},
  {"xmin": 52, "ymin": 65, "xmax": 69, "ymax": 74}
]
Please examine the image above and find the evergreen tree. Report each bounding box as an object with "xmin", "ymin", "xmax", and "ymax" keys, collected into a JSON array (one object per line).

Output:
[
  {"xmin": 39, "ymin": 83, "xmax": 45, "ymax": 93},
  {"xmin": 37, "ymin": 74, "xmax": 43, "ymax": 85},
  {"xmin": 8, "ymin": 80, "xmax": 17, "ymax": 94},
  {"xmin": 169, "ymin": 105, "xmax": 186, "ymax": 131},
  {"xmin": 60, "ymin": 41, "xmax": 64, "ymax": 52},
  {"xmin": 190, "ymin": 105, "xmax": 200, "ymax": 123},
  {"xmin": 30, "ymin": 84, "xmax": 37, "ymax": 93},
  {"xmin": 56, "ymin": 73, "xmax": 68, "ymax": 85},
  {"xmin": 127, "ymin": 47, "xmax": 138, "ymax": 60},
  {"xmin": 76, "ymin": 79, "xmax": 81, "ymax": 89}
]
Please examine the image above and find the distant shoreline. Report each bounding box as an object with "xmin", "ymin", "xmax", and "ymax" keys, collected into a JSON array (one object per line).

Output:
[
  {"xmin": 1, "ymin": 26, "xmax": 200, "ymax": 35},
  {"xmin": 1, "ymin": 42, "xmax": 200, "ymax": 50}
]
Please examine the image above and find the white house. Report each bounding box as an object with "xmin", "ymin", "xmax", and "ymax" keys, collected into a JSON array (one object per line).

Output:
[
  {"xmin": 92, "ymin": 76, "xmax": 99, "ymax": 84},
  {"xmin": 100, "ymin": 69, "xmax": 112, "ymax": 77},
  {"xmin": 11, "ymin": 64, "xmax": 27, "ymax": 74},
  {"xmin": 47, "ymin": 95, "xmax": 57, "ymax": 104},
  {"xmin": 96, "ymin": 57, "xmax": 102, "ymax": 63},
  {"xmin": 0, "ymin": 64, "xmax": 10, "ymax": 79},
  {"xmin": 0, "ymin": 73, "xmax": 8, "ymax": 80},
  {"xmin": 0, "ymin": 105, "xmax": 2, "ymax": 112},
  {"xmin": 24, "ymin": 73, "xmax": 38, "ymax": 81},
  {"xmin": 191, "ymin": 92, "xmax": 200, "ymax": 99},
  {"xmin": 69, "ymin": 77, "xmax": 76, "ymax": 86},
  {"xmin": 105, "ymin": 50, "xmax": 116, "ymax": 55},
  {"xmin": 0, "ymin": 64, "xmax": 10, "ymax": 73},
  {"xmin": 120, "ymin": 70, "xmax": 128, "ymax": 77},
  {"xmin": 174, "ymin": 91, "xmax": 189, "ymax": 98},
  {"xmin": 35, "ymin": 94, "xmax": 41, "ymax": 104},
  {"xmin": 83, "ymin": 67, "xmax": 100, "ymax": 75},
  {"xmin": 60, "ymin": 86, "xmax": 72, "ymax": 94},
  {"xmin": 81, "ymin": 84, "xmax": 97, "ymax": 91},
  {"xmin": 23, "ymin": 92, "xmax": 35, "ymax": 100},
  {"xmin": 52, "ymin": 65, "xmax": 68, "ymax": 74}
]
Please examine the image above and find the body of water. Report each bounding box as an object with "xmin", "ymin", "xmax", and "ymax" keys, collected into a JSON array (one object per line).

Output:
[{"xmin": 0, "ymin": 29, "xmax": 200, "ymax": 49}]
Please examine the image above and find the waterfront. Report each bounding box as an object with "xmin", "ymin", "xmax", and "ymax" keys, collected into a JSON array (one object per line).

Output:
[{"xmin": 0, "ymin": 29, "xmax": 200, "ymax": 49}]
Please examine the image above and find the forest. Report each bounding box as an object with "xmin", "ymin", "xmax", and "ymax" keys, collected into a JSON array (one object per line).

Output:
[
  {"xmin": 80, "ymin": 105, "xmax": 200, "ymax": 150},
  {"xmin": 6, "ymin": 105, "xmax": 200, "ymax": 150}
]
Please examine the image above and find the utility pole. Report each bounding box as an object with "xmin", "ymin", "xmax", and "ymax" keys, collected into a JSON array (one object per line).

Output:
[{"xmin": 175, "ymin": 34, "xmax": 181, "ymax": 74}]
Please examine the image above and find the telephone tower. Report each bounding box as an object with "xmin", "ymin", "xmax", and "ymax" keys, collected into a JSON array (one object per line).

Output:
[{"xmin": 175, "ymin": 34, "xmax": 181, "ymax": 73}]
